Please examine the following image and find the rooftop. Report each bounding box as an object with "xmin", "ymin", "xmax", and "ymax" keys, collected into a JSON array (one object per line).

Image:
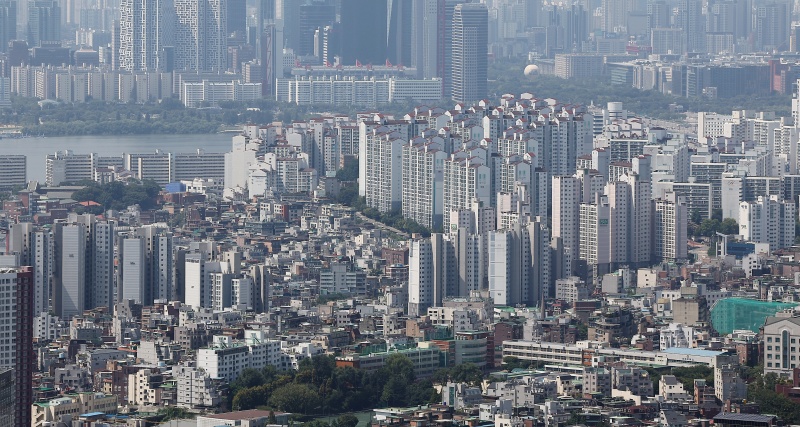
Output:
[
  {"xmin": 201, "ymin": 409, "xmax": 286, "ymax": 421},
  {"xmin": 661, "ymin": 347, "xmax": 723, "ymax": 357}
]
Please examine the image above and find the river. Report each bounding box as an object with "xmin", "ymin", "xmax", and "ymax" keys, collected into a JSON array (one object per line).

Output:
[{"xmin": 0, "ymin": 133, "xmax": 234, "ymax": 183}]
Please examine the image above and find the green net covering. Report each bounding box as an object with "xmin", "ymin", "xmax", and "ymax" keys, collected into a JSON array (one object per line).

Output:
[{"xmin": 710, "ymin": 298, "xmax": 799, "ymax": 334}]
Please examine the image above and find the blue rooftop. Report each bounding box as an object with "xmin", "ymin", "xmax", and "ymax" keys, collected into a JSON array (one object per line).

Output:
[
  {"xmin": 662, "ymin": 347, "xmax": 722, "ymax": 357},
  {"xmin": 80, "ymin": 412, "xmax": 105, "ymax": 417}
]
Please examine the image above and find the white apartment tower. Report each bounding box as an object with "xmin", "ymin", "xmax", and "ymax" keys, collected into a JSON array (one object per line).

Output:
[
  {"xmin": 739, "ymin": 195, "xmax": 796, "ymax": 251},
  {"xmin": 0, "ymin": 154, "xmax": 26, "ymax": 189},
  {"xmin": 442, "ymin": 153, "xmax": 491, "ymax": 232},
  {"xmin": 653, "ymin": 192, "xmax": 689, "ymax": 262},
  {"xmin": 173, "ymin": 0, "xmax": 227, "ymax": 72},
  {"xmin": 408, "ymin": 235, "xmax": 450, "ymax": 317},
  {"xmin": 8, "ymin": 223, "xmax": 52, "ymax": 315},
  {"xmin": 362, "ymin": 128, "xmax": 404, "ymax": 213},
  {"xmin": 118, "ymin": 0, "xmax": 174, "ymax": 71},
  {"xmin": 118, "ymin": 226, "xmax": 174, "ymax": 305},
  {"xmin": 488, "ymin": 219, "xmax": 550, "ymax": 306},
  {"xmin": 54, "ymin": 214, "xmax": 114, "ymax": 319},
  {"xmin": 402, "ymin": 137, "xmax": 447, "ymax": 229},
  {"xmin": 46, "ymin": 151, "xmax": 94, "ymax": 185},
  {"xmin": 620, "ymin": 173, "xmax": 652, "ymax": 265}
]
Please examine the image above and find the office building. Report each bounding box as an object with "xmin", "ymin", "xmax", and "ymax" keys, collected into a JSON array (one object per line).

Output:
[
  {"xmin": 651, "ymin": 28, "xmax": 684, "ymax": 55},
  {"xmin": 387, "ymin": 0, "xmax": 413, "ymax": 66},
  {"xmin": 554, "ymin": 53, "xmax": 604, "ymax": 79},
  {"xmin": 298, "ymin": 0, "xmax": 335, "ymax": 58},
  {"xmin": 226, "ymin": 0, "xmax": 246, "ymax": 37},
  {"xmin": 118, "ymin": 0, "xmax": 173, "ymax": 71},
  {"xmin": 763, "ymin": 315, "xmax": 800, "ymax": 376},
  {"xmin": 27, "ymin": 1, "xmax": 60, "ymax": 46},
  {"xmin": 451, "ymin": 3, "xmax": 488, "ymax": 103},
  {"xmin": 339, "ymin": 0, "xmax": 387, "ymax": 65},
  {"xmin": 0, "ymin": 1, "xmax": 15, "ymax": 53}
]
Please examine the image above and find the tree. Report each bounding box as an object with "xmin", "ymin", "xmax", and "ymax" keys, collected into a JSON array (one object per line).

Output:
[
  {"xmin": 231, "ymin": 368, "xmax": 265, "ymax": 392},
  {"xmin": 448, "ymin": 363, "xmax": 483, "ymax": 386},
  {"xmin": 269, "ymin": 383, "xmax": 322, "ymax": 414},
  {"xmin": 381, "ymin": 376, "xmax": 409, "ymax": 407},
  {"xmin": 335, "ymin": 414, "xmax": 359, "ymax": 427},
  {"xmin": 233, "ymin": 385, "xmax": 269, "ymax": 410},
  {"xmin": 336, "ymin": 157, "xmax": 358, "ymax": 182},
  {"xmin": 158, "ymin": 406, "xmax": 195, "ymax": 421},
  {"xmin": 690, "ymin": 210, "xmax": 703, "ymax": 224},
  {"xmin": 719, "ymin": 218, "xmax": 739, "ymax": 235},
  {"xmin": 698, "ymin": 219, "xmax": 721, "ymax": 237},
  {"xmin": 384, "ymin": 354, "xmax": 415, "ymax": 382},
  {"xmin": 502, "ymin": 356, "xmax": 528, "ymax": 371}
]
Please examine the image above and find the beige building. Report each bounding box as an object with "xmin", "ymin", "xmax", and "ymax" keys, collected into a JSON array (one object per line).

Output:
[
  {"xmin": 32, "ymin": 392, "xmax": 118, "ymax": 427},
  {"xmin": 763, "ymin": 315, "xmax": 800, "ymax": 376}
]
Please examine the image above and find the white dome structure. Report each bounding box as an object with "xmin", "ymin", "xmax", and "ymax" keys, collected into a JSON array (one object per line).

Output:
[{"xmin": 524, "ymin": 64, "xmax": 540, "ymax": 76}]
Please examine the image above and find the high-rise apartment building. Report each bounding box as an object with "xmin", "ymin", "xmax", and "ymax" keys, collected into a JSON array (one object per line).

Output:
[
  {"xmin": 653, "ymin": 191, "xmax": 689, "ymax": 262},
  {"xmin": 408, "ymin": 235, "xmax": 450, "ymax": 317},
  {"xmin": 54, "ymin": 214, "xmax": 114, "ymax": 319},
  {"xmin": 488, "ymin": 219, "xmax": 550, "ymax": 306},
  {"xmin": 174, "ymin": 0, "xmax": 227, "ymax": 72},
  {"xmin": 27, "ymin": 0, "xmax": 60, "ymax": 46},
  {"xmin": 442, "ymin": 152, "xmax": 491, "ymax": 232},
  {"xmin": 739, "ymin": 195, "xmax": 796, "ymax": 250},
  {"xmin": 0, "ymin": 266, "xmax": 33, "ymax": 427},
  {"xmin": 402, "ymin": 137, "xmax": 447, "ymax": 229},
  {"xmin": 118, "ymin": 225, "xmax": 174, "ymax": 305},
  {"xmin": 451, "ymin": 2, "xmax": 487, "ymax": 103},
  {"xmin": 118, "ymin": 0, "xmax": 174, "ymax": 71},
  {"xmin": 411, "ymin": 0, "xmax": 466, "ymax": 95},
  {"xmin": 362, "ymin": 128, "xmax": 405, "ymax": 213},
  {"xmin": 0, "ymin": 154, "xmax": 25, "ymax": 189},
  {"xmin": 46, "ymin": 150, "xmax": 94, "ymax": 185},
  {"xmin": 7, "ymin": 223, "xmax": 51, "ymax": 316},
  {"xmin": 677, "ymin": 0, "xmax": 706, "ymax": 52}
]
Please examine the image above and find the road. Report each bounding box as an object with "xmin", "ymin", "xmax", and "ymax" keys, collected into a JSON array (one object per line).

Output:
[{"xmin": 354, "ymin": 212, "xmax": 410, "ymax": 239}]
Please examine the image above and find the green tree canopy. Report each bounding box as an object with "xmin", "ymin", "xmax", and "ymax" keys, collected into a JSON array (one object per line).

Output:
[{"xmin": 269, "ymin": 383, "xmax": 322, "ymax": 414}]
